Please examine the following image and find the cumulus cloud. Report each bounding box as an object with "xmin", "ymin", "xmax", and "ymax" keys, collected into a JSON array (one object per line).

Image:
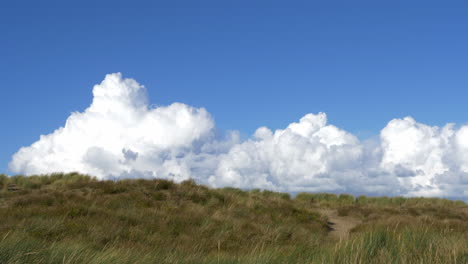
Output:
[
  {"xmin": 378, "ymin": 118, "xmax": 468, "ymax": 198},
  {"xmin": 10, "ymin": 73, "xmax": 216, "ymax": 181},
  {"xmin": 209, "ymin": 113, "xmax": 365, "ymax": 192},
  {"xmin": 9, "ymin": 73, "xmax": 468, "ymax": 199}
]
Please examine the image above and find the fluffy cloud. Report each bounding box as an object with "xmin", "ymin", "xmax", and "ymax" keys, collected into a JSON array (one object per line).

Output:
[
  {"xmin": 379, "ymin": 117, "xmax": 468, "ymax": 198},
  {"xmin": 9, "ymin": 73, "xmax": 468, "ymax": 199},
  {"xmin": 209, "ymin": 113, "xmax": 365, "ymax": 192},
  {"xmin": 10, "ymin": 73, "xmax": 216, "ymax": 181}
]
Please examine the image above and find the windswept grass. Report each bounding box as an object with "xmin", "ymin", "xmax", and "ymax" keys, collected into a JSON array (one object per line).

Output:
[{"xmin": 0, "ymin": 173, "xmax": 466, "ymax": 263}]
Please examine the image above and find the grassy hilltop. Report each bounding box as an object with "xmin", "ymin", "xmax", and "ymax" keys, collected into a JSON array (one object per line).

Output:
[{"xmin": 0, "ymin": 173, "xmax": 467, "ymax": 263}]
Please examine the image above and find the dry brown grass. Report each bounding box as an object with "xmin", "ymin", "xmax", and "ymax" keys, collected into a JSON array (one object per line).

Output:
[{"xmin": 0, "ymin": 173, "xmax": 466, "ymax": 263}]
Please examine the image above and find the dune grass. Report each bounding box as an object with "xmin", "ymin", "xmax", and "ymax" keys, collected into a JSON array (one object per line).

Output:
[{"xmin": 0, "ymin": 173, "xmax": 466, "ymax": 263}]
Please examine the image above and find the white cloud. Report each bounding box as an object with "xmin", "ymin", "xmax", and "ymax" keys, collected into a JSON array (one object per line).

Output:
[
  {"xmin": 379, "ymin": 117, "xmax": 468, "ymax": 198},
  {"xmin": 10, "ymin": 73, "xmax": 215, "ymax": 180},
  {"xmin": 9, "ymin": 73, "xmax": 468, "ymax": 199},
  {"xmin": 379, "ymin": 117, "xmax": 452, "ymax": 196},
  {"xmin": 208, "ymin": 113, "xmax": 366, "ymax": 193}
]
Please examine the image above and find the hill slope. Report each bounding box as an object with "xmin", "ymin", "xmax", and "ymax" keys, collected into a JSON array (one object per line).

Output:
[{"xmin": 0, "ymin": 173, "xmax": 467, "ymax": 263}]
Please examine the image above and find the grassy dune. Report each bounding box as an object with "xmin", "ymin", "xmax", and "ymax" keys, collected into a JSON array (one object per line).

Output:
[{"xmin": 0, "ymin": 173, "xmax": 466, "ymax": 263}]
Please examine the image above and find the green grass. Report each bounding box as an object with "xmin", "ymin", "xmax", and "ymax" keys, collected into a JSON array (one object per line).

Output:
[{"xmin": 0, "ymin": 173, "xmax": 467, "ymax": 263}]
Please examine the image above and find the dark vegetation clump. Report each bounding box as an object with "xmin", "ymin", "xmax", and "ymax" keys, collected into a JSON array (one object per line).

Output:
[{"xmin": 0, "ymin": 173, "xmax": 466, "ymax": 263}]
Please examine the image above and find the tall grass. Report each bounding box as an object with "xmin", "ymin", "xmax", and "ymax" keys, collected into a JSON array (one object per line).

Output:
[{"xmin": 0, "ymin": 173, "xmax": 466, "ymax": 263}]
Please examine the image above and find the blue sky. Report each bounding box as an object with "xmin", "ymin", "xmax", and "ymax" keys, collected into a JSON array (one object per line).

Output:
[{"xmin": 1, "ymin": 1, "xmax": 467, "ymax": 176}]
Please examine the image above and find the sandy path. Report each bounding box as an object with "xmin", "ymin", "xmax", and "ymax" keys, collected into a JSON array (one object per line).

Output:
[{"xmin": 318, "ymin": 209, "xmax": 361, "ymax": 240}]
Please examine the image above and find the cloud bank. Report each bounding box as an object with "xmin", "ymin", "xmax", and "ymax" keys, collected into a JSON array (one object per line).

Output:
[{"xmin": 9, "ymin": 73, "xmax": 468, "ymax": 199}]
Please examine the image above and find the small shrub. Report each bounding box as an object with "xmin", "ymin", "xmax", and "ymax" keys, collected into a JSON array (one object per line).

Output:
[
  {"xmin": 155, "ymin": 179, "xmax": 174, "ymax": 190},
  {"xmin": 181, "ymin": 178, "xmax": 197, "ymax": 187},
  {"xmin": 101, "ymin": 182, "xmax": 128, "ymax": 194},
  {"xmin": 0, "ymin": 174, "xmax": 8, "ymax": 189},
  {"xmin": 356, "ymin": 195, "xmax": 369, "ymax": 205},
  {"xmin": 295, "ymin": 193, "xmax": 316, "ymax": 203},
  {"xmin": 280, "ymin": 193, "xmax": 291, "ymax": 200},
  {"xmin": 338, "ymin": 194, "xmax": 355, "ymax": 205},
  {"xmin": 153, "ymin": 192, "xmax": 167, "ymax": 201}
]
